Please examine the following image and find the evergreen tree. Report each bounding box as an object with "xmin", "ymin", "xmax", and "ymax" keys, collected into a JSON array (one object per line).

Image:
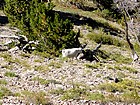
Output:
[{"xmin": 4, "ymin": 0, "xmax": 81, "ymax": 56}]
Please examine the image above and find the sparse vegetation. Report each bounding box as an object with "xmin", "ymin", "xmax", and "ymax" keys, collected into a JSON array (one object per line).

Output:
[
  {"xmin": 32, "ymin": 77, "xmax": 60, "ymax": 85},
  {"xmin": 122, "ymin": 66, "xmax": 138, "ymax": 74},
  {"xmin": 117, "ymin": 71, "xmax": 127, "ymax": 78},
  {"xmin": 109, "ymin": 64, "xmax": 138, "ymax": 74},
  {"xmin": 0, "ymin": 79, "xmax": 7, "ymax": 85},
  {"xmin": 0, "ymin": 53, "xmax": 13, "ymax": 63},
  {"xmin": 19, "ymin": 53, "xmax": 31, "ymax": 58},
  {"xmin": 4, "ymin": 71, "xmax": 16, "ymax": 77},
  {"xmin": 86, "ymin": 92, "xmax": 105, "ymax": 101},
  {"xmin": 61, "ymin": 87, "xmax": 87, "ymax": 100},
  {"xmin": 121, "ymin": 91, "xmax": 140, "ymax": 104},
  {"xmin": 0, "ymin": 53, "xmax": 31, "ymax": 69},
  {"xmin": 34, "ymin": 65, "xmax": 50, "ymax": 72},
  {"xmin": 98, "ymin": 79, "xmax": 140, "ymax": 93},
  {"xmin": 50, "ymin": 88, "xmax": 65, "ymax": 95},
  {"xmin": 48, "ymin": 61, "xmax": 62, "ymax": 68},
  {"xmin": 109, "ymin": 53, "xmax": 132, "ymax": 64},
  {"xmin": 97, "ymin": 79, "xmax": 140, "ymax": 103},
  {"xmin": 84, "ymin": 69, "xmax": 92, "ymax": 75},
  {"xmin": 85, "ymin": 63, "xmax": 101, "ymax": 69},
  {"xmin": 22, "ymin": 91, "xmax": 50, "ymax": 105},
  {"xmin": 0, "ymin": 87, "xmax": 13, "ymax": 99},
  {"xmin": 33, "ymin": 51, "xmax": 52, "ymax": 58},
  {"xmin": 32, "ymin": 77, "xmax": 50, "ymax": 85},
  {"xmin": 96, "ymin": 74, "xmax": 102, "ymax": 78},
  {"xmin": 105, "ymin": 94, "xmax": 121, "ymax": 103},
  {"xmin": 13, "ymin": 58, "xmax": 31, "ymax": 69},
  {"xmin": 1, "ymin": 64, "xmax": 14, "ymax": 70},
  {"xmin": 87, "ymin": 32, "xmax": 127, "ymax": 47},
  {"xmin": 51, "ymin": 85, "xmax": 105, "ymax": 102}
]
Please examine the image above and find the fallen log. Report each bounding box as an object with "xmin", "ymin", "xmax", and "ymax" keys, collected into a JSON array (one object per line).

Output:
[
  {"xmin": 0, "ymin": 34, "xmax": 38, "ymax": 53},
  {"xmin": 79, "ymin": 42, "xmax": 102, "ymax": 62}
]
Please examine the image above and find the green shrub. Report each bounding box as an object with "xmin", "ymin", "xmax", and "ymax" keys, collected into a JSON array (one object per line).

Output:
[
  {"xmin": 4, "ymin": 0, "xmax": 81, "ymax": 56},
  {"xmin": 4, "ymin": 71, "xmax": 16, "ymax": 77},
  {"xmin": 122, "ymin": 66, "xmax": 138, "ymax": 74},
  {"xmin": 48, "ymin": 61, "xmax": 62, "ymax": 68},
  {"xmin": 117, "ymin": 72, "xmax": 127, "ymax": 78},
  {"xmin": 93, "ymin": 0, "xmax": 123, "ymax": 20},
  {"xmin": 32, "ymin": 77, "xmax": 50, "ymax": 85},
  {"xmin": 0, "ymin": 53, "xmax": 13, "ymax": 63},
  {"xmin": 121, "ymin": 91, "xmax": 140, "ymax": 104},
  {"xmin": 95, "ymin": 9, "xmax": 112, "ymax": 19},
  {"xmin": 101, "ymin": 9, "xmax": 111, "ymax": 18},
  {"xmin": 117, "ymin": 16, "xmax": 125, "ymax": 26},
  {"xmin": 32, "ymin": 77, "xmax": 60, "ymax": 85},
  {"xmin": 0, "ymin": 87, "xmax": 13, "ymax": 99},
  {"xmin": 87, "ymin": 32, "xmax": 127, "ymax": 47},
  {"xmin": 109, "ymin": 53, "xmax": 132, "ymax": 64},
  {"xmin": 97, "ymin": 49, "xmax": 132, "ymax": 64},
  {"xmin": 93, "ymin": 0, "xmax": 114, "ymax": 10},
  {"xmin": 134, "ymin": 43, "xmax": 140, "ymax": 53},
  {"xmin": 98, "ymin": 79, "xmax": 140, "ymax": 93},
  {"xmin": 34, "ymin": 65, "xmax": 50, "ymax": 72},
  {"xmin": 50, "ymin": 88, "xmax": 65, "ymax": 95},
  {"xmin": 61, "ymin": 87, "xmax": 87, "ymax": 100},
  {"xmin": 60, "ymin": 86, "xmax": 105, "ymax": 101},
  {"xmin": 0, "ymin": 79, "xmax": 7, "ymax": 85},
  {"xmin": 104, "ymin": 90, "xmax": 140, "ymax": 103},
  {"xmin": 105, "ymin": 94, "xmax": 121, "ymax": 102},
  {"xmin": 87, "ymin": 92, "xmax": 105, "ymax": 101},
  {"xmin": 22, "ymin": 91, "xmax": 50, "ymax": 105},
  {"xmin": 85, "ymin": 63, "xmax": 101, "ymax": 69}
]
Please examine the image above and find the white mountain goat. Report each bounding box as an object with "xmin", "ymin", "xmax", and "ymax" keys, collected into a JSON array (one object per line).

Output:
[
  {"xmin": 62, "ymin": 44, "xmax": 87, "ymax": 59},
  {"xmin": 62, "ymin": 48, "xmax": 82, "ymax": 58}
]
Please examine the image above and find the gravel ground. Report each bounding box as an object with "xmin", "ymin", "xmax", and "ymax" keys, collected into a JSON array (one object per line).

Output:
[{"xmin": 0, "ymin": 25, "xmax": 140, "ymax": 105}]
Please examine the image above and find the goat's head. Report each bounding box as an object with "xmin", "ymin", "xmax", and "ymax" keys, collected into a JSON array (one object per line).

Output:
[{"xmin": 81, "ymin": 43, "xmax": 87, "ymax": 49}]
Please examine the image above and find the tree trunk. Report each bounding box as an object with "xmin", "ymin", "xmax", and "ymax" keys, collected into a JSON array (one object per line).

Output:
[{"xmin": 123, "ymin": 9, "xmax": 139, "ymax": 62}]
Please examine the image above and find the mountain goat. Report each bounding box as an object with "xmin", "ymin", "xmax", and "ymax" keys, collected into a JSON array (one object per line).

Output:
[
  {"xmin": 62, "ymin": 44, "xmax": 87, "ymax": 59},
  {"xmin": 62, "ymin": 48, "xmax": 82, "ymax": 58}
]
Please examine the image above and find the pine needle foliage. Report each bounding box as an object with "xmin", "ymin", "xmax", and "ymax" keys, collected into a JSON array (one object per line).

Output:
[{"xmin": 4, "ymin": 0, "xmax": 80, "ymax": 56}]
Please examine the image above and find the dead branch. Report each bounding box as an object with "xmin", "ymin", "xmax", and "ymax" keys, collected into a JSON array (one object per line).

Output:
[
  {"xmin": 0, "ymin": 34, "xmax": 38, "ymax": 53},
  {"xmin": 92, "ymin": 41, "xmax": 102, "ymax": 54},
  {"xmin": 0, "ymin": 35, "xmax": 19, "ymax": 39},
  {"xmin": 8, "ymin": 46, "xmax": 19, "ymax": 52},
  {"xmin": 79, "ymin": 42, "xmax": 102, "ymax": 62},
  {"xmin": 114, "ymin": 0, "xmax": 139, "ymax": 62},
  {"xmin": 123, "ymin": 8, "xmax": 139, "ymax": 62}
]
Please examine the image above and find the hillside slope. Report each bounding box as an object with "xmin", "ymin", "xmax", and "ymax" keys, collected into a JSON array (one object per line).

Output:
[{"xmin": 0, "ymin": 3, "xmax": 140, "ymax": 105}]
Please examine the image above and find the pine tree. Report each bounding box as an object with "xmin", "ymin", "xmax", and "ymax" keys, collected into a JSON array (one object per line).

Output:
[{"xmin": 4, "ymin": 0, "xmax": 81, "ymax": 56}]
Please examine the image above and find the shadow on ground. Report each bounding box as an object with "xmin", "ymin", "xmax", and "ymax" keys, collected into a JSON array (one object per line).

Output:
[
  {"xmin": 0, "ymin": 16, "xmax": 8, "ymax": 25},
  {"xmin": 55, "ymin": 10, "xmax": 123, "ymax": 36},
  {"xmin": 0, "ymin": 10, "xmax": 123, "ymax": 36}
]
